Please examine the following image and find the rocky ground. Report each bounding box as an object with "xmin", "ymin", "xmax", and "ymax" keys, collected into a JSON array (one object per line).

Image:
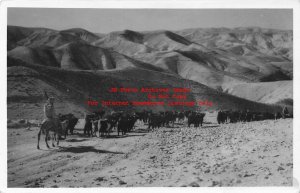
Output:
[{"xmin": 7, "ymin": 118, "xmax": 293, "ymax": 187}]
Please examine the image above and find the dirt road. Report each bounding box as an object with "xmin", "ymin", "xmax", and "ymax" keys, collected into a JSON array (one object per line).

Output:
[{"xmin": 7, "ymin": 118, "xmax": 293, "ymax": 187}]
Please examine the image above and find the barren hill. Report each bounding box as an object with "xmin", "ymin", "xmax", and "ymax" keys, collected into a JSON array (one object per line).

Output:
[
  {"xmin": 176, "ymin": 27, "xmax": 293, "ymax": 60},
  {"xmin": 7, "ymin": 26, "xmax": 293, "ymax": 117},
  {"xmin": 8, "ymin": 26, "xmax": 292, "ymax": 88},
  {"xmin": 92, "ymin": 27, "xmax": 292, "ymax": 88},
  {"xmin": 7, "ymin": 26, "xmax": 101, "ymax": 51},
  {"xmin": 7, "ymin": 57, "xmax": 283, "ymax": 119},
  {"xmin": 223, "ymin": 80, "xmax": 293, "ymax": 104},
  {"xmin": 8, "ymin": 41, "xmax": 168, "ymax": 72}
]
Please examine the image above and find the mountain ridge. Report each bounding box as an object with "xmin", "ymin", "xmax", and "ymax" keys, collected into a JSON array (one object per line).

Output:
[{"xmin": 7, "ymin": 25, "xmax": 293, "ymax": 118}]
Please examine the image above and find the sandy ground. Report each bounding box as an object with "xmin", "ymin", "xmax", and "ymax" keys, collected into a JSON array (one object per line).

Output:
[{"xmin": 7, "ymin": 117, "xmax": 293, "ymax": 187}]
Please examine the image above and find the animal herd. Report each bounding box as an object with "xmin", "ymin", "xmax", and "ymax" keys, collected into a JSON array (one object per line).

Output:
[
  {"xmin": 217, "ymin": 109, "xmax": 292, "ymax": 124},
  {"xmin": 81, "ymin": 110, "xmax": 205, "ymax": 137},
  {"xmin": 36, "ymin": 108, "xmax": 292, "ymax": 149}
]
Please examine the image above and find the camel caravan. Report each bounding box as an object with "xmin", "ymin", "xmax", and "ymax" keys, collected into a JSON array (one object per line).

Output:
[{"xmin": 37, "ymin": 94, "xmax": 292, "ymax": 149}]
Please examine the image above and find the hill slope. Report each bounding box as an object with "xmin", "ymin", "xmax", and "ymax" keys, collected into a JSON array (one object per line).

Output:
[
  {"xmin": 7, "ymin": 26, "xmax": 293, "ymax": 112},
  {"xmin": 176, "ymin": 27, "xmax": 293, "ymax": 60},
  {"xmin": 223, "ymin": 81, "xmax": 293, "ymax": 104},
  {"xmin": 7, "ymin": 57, "xmax": 284, "ymax": 119},
  {"xmin": 93, "ymin": 28, "xmax": 292, "ymax": 89},
  {"xmin": 7, "ymin": 26, "xmax": 101, "ymax": 50},
  {"xmin": 8, "ymin": 26, "xmax": 293, "ymax": 88},
  {"xmin": 8, "ymin": 41, "xmax": 168, "ymax": 72}
]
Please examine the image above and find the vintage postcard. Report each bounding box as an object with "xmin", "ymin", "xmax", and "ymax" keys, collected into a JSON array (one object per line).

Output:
[{"xmin": 1, "ymin": 0, "xmax": 299, "ymax": 192}]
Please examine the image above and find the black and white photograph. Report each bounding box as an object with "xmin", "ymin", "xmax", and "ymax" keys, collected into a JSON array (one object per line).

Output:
[{"xmin": 2, "ymin": 2, "xmax": 298, "ymax": 190}]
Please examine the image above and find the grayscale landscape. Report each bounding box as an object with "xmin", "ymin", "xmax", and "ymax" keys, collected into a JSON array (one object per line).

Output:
[{"xmin": 7, "ymin": 9, "xmax": 293, "ymax": 187}]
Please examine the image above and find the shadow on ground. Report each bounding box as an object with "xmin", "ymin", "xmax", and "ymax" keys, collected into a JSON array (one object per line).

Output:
[
  {"xmin": 58, "ymin": 146, "xmax": 124, "ymax": 154},
  {"xmin": 65, "ymin": 138, "xmax": 89, "ymax": 143},
  {"xmin": 132, "ymin": 129, "xmax": 150, "ymax": 133},
  {"xmin": 201, "ymin": 125, "xmax": 220, "ymax": 128},
  {"xmin": 99, "ymin": 133, "xmax": 146, "ymax": 139}
]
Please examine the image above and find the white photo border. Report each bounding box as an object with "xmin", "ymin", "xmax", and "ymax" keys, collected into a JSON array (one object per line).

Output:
[{"xmin": 0, "ymin": 0, "xmax": 299, "ymax": 193}]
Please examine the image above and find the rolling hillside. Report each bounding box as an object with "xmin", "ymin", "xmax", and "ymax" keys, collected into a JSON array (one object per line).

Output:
[
  {"xmin": 7, "ymin": 57, "xmax": 283, "ymax": 119},
  {"xmin": 94, "ymin": 28, "xmax": 292, "ymax": 88},
  {"xmin": 7, "ymin": 26, "xmax": 293, "ymax": 119},
  {"xmin": 222, "ymin": 80, "xmax": 293, "ymax": 104}
]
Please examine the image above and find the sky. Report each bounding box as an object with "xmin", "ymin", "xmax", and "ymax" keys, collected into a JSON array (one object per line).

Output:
[{"xmin": 7, "ymin": 8, "xmax": 292, "ymax": 33}]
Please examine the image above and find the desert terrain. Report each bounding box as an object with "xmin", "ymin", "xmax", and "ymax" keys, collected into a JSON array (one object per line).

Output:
[
  {"xmin": 7, "ymin": 25, "xmax": 293, "ymax": 187},
  {"xmin": 8, "ymin": 116, "xmax": 292, "ymax": 187},
  {"xmin": 7, "ymin": 26, "xmax": 293, "ymax": 118}
]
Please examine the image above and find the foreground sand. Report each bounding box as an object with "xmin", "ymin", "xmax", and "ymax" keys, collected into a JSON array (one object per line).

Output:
[{"xmin": 7, "ymin": 118, "xmax": 292, "ymax": 187}]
